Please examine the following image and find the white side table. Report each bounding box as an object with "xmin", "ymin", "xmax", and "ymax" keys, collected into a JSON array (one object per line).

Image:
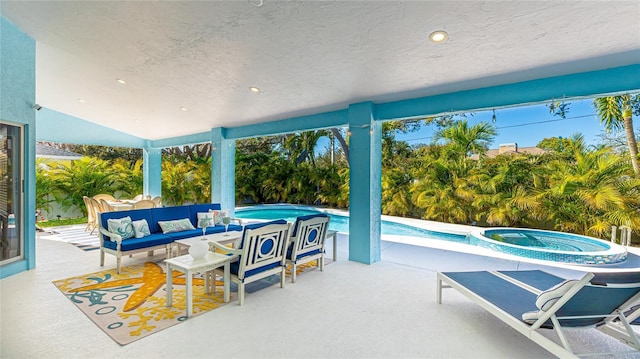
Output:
[{"xmin": 165, "ymin": 252, "xmax": 237, "ymax": 317}]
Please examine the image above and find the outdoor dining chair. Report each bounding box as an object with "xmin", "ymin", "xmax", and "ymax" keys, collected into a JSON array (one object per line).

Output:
[
  {"xmin": 132, "ymin": 199, "xmax": 156, "ymax": 209},
  {"xmin": 93, "ymin": 193, "xmax": 116, "ymax": 201}
]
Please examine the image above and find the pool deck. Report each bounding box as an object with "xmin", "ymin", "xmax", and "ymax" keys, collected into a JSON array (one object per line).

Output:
[{"xmin": 3, "ymin": 212, "xmax": 637, "ymax": 358}]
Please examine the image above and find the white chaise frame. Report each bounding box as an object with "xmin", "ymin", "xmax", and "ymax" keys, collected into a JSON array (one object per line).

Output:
[{"xmin": 437, "ymin": 271, "xmax": 640, "ymax": 359}]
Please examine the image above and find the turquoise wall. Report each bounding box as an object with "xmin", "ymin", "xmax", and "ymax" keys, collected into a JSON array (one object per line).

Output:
[{"xmin": 0, "ymin": 18, "xmax": 36, "ymax": 278}]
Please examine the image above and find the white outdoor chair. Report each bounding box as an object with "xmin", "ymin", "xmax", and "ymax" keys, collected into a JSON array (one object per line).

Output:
[
  {"xmin": 210, "ymin": 219, "xmax": 289, "ymax": 305},
  {"xmin": 132, "ymin": 199, "xmax": 156, "ymax": 209},
  {"xmin": 286, "ymin": 213, "xmax": 330, "ymax": 283}
]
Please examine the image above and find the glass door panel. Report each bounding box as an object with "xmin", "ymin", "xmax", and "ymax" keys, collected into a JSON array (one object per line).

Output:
[{"xmin": 0, "ymin": 123, "xmax": 23, "ymax": 264}]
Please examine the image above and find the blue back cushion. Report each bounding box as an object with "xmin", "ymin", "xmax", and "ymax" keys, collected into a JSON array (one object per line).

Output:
[
  {"xmin": 291, "ymin": 213, "xmax": 329, "ymax": 237},
  {"xmin": 188, "ymin": 203, "xmax": 222, "ymax": 227},
  {"xmin": 100, "ymin": 209, "xmax": 154, "ymax": 241},
  {"xmin": 149, "ymin": 205, "xmax": 191, "ymax": 233}
]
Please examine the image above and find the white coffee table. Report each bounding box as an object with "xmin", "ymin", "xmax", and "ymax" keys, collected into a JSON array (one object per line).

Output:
[
  {"xmin": 172, "ymin": 231, "xmax": 242, "ymax": 257},
  {"xmin": 165, "ymin": 252, "xmax": 237, "ymax": 317}
]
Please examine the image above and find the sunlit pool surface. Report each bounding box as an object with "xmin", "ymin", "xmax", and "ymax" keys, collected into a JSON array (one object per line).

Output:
[
  {"xmin": 235, "ymin": 205, "xmax": 628, "ymax": 265},
  {"xmin": 236, "ymin": 206, "xmax": 466, "ymax": 244}
]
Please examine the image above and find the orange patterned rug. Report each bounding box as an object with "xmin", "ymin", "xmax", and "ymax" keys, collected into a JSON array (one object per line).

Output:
[{"xmin": 53, "ymin": 259, "xmax": 328, "ymax": 345}]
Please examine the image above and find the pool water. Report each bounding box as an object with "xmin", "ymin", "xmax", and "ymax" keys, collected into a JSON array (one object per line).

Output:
[
  {"xmin": 235, "ymin": 205, "xmax": 628, "ymax": 265},
  {"xmin": 235, "ymin": 207, "xmax": 467, "ymax": 243}
]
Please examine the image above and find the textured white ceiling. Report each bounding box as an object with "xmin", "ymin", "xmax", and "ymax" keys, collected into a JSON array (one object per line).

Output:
[{"xmin": 2, "ymin": 1, "xmax": 639, "ymax": 140}]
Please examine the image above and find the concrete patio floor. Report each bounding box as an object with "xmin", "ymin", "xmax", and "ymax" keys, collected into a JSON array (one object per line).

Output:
[{"xmin": 1, "ymin": 231, "xmax": 638, "ymax": 358}]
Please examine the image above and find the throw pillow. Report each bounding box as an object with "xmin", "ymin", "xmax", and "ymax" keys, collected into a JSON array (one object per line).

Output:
[
  {"xmin": 197, "ymin": 212, "xmax": 214, "ymax": 228},
  {"xmin": 132, "ymin": 219, "xmax": 151, "ymax": 238},
  {"xmin": 158, "ymin": 218, "xmax": 196, "ymax": 234},
  {"xmin": 535, "ymin": 279, "xmax": 578, "ymax": 311},
  {"xmin": 210, "ymin": 209, "xmax": 222, "ymax": 225},
  {"xmin": 107, "ymin": 216, "xmax": 134, "ymax": 240}
]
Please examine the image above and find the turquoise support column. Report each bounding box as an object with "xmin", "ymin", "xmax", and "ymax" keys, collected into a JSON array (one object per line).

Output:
[
  {"xmin": 211, "ymin": 128, "xmax": 236, "ymax": 215},
  {"xmin": 143, "ymin": 146, "xmax": 162, "ymax": 198},
  {"xmin": 348, "ymin": 102, "xmax": 382, "ymax": 264}
]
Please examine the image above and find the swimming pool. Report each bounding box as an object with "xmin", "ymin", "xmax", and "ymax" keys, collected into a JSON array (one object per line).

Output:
[
  {"xmin": 235, "ymin": 205, "xmax": 629, "ymax": 265},
  {"xmin": 470, "ymin": 228, "xmax": 628, "ymax": 265},
  {"xmin": 235, "ymin": 205, "xmax": 466, "ymax": 243}
]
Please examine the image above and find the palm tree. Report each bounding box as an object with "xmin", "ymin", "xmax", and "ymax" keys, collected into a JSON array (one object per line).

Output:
[
  {"xmin": 434, "ymin": 120, "xmax": 497, "ymax": 157},
  {"xmin": 594, "ymin": 95, "xmax": 639, "ymax": 175}
]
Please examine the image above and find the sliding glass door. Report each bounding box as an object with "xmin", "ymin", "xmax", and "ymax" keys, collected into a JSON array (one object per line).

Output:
[{"xmin": 0, "ymin": 123, "xmax": 23, "ymax": 264}]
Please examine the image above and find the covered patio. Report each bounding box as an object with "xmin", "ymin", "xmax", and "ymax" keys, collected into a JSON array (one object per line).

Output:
[{"xmin": 1, "ymin": 2, "xmax": 640, "ymax": 357}]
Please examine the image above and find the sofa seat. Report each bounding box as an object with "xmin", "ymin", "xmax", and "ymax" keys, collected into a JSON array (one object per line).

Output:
[{"xmin": 102, "ymin": 233, "xmax": 173, "ymax": 251}]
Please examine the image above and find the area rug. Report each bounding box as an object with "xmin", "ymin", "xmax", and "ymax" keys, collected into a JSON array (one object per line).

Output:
[
  {"xmin": 53, "ymin": 262, "xmax": 231, "ymax": 345},
  {"xmin": 53, "ymin": 259, "xmax": 329, "ymax": 345}
]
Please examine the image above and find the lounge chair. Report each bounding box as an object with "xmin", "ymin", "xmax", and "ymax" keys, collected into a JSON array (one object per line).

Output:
[
  {"xmin": 286, "ymin": 213, "xmax": 330, "ymax": 283},
  {"xmin": 210, "ymin": 220, "xmax": 290, "ymax": 305},
  {"xmin": 437, "ymin": 269, "xmax": 640, "ymax": 358}
]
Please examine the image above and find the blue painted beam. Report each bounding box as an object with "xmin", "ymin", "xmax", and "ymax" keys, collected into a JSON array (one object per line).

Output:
[
  {"xmin": 226, "ymin": 109, "xmax": 348, "ymax": 139},
  {"xmin": 375, "ymin": 64, "xmax": 640, "ymax": 121},
  {"xmin": 150, "ymin": 132, "xmax": 212, "ymax": 148},
  {"xmin": 35, "ymin": 108, "xmax": 146, "ymax": 147}
]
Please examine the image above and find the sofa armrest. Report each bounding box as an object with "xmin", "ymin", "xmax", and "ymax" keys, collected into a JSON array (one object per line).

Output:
[
  {"xmin": 98, "ymin": 226, "xmax": 123, "ymax": 245},
  {"xmin": 231, "ymin": 217, "xmax": 243, "ymax": 226}
]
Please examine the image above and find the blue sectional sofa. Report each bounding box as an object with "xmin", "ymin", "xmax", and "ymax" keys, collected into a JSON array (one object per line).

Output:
[{"xmin": 98, "ymin": 203, "xmax": 242, "ymax": 273}]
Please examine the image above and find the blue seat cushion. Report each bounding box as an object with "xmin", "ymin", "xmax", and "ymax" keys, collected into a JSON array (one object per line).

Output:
[
  {"xmin": 230, "ymin": 261, "xmax": 281, "ymax": 280},
  {"xmin": 102, "ymin": 233, "xmax": 173, "ymax": 251},
  {"xmin": 287, "ymin": 247, "xmax": 321, "ymax": 262},
  {"xmin": 291, "ymin": 213, "xmax": 329, "ymax": 237}
]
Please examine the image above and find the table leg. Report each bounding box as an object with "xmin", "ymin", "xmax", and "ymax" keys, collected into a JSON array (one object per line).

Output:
[
  {"xmin": 204, "ymin": 271, "xmax": 210, "ymax": 294},
  {"xmin": 186, "ymin": 270, "xmax": 193, "ymax": 317},
  {"xmin": 223, "ymin": 262, "xmax": 230, "ymax": 303},
  {"xmin": 165, "ymin": 263, "xmax": 173, "ymax": 307}
]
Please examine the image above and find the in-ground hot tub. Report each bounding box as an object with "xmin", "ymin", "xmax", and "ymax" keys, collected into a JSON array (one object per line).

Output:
[{"xmin": 468, "ymin": 228, "xmax": 628, "ymax": 265}]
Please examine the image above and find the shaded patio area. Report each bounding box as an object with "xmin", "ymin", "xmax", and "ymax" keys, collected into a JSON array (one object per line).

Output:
[{"xmin": 1, "ymin": 232, "xmax": 637, "ymax": 358}]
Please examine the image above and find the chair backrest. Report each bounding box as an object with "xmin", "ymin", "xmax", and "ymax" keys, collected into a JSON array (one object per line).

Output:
[
  {"xmin": 151, "ymin": 196, "xmax": 162, "ymax": 207},
  {"xmin": 132, "ymin": 194, "xmax": 143, "ymax": 201},
  {"xmin": 236, "ymin": 220, "xmax": 289, "ymax": 280},
  {"xmin": 99, "ymin": 199, "xmax": 115, "ymax": 212},
  {"xmin": 133, "ymin": 199, "xmax": 156, "ymax": 209},
  {"xmin": 93, "ymin": 193, "xmax": 116, "ymax": 201},
  {"xmin": 289, "ymin": 213, "xmax": 330, "ymax": 261},
  {"xmin": 82, "ymin": 196, "xmax": 95, "ymax": 222},
  {"xmin": 550, "ymin": 272, "xmax": 640, "ymax": 328}
]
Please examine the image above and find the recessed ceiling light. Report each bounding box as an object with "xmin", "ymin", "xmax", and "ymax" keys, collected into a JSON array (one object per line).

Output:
[
  {"xmin": 180, "ymin": 107, "xmax": 189, "ymax": 111},
  {"xmin": 249, "ymin": 86, "xmax": 261, "ymax": 94},
  {"xmin": 77, "ymin": 98, "xmax": 85, "ymax": 103},
  {"xmin": 116, "ymin": 78, "xmax": 126, "ymax": 84},
  {"xmin": 429, "ymin": 30, "xmax": 448, "ymax": 43}
]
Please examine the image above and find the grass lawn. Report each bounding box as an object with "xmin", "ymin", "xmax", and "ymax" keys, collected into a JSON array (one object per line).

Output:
[{"xmin": 37, "ymin": 217, "xmax": 88, "ymax": 228}]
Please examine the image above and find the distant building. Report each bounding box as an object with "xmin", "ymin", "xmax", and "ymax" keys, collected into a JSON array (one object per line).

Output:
[{"xmin": 469, "ymin": 143, "xmax": 547, "ymax": 160}]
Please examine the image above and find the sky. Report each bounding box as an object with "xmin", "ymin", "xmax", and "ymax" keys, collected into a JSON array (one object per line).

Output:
[{"xmin": 394, "ymin": 98, "xmax": 611, "ymax": 149}]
